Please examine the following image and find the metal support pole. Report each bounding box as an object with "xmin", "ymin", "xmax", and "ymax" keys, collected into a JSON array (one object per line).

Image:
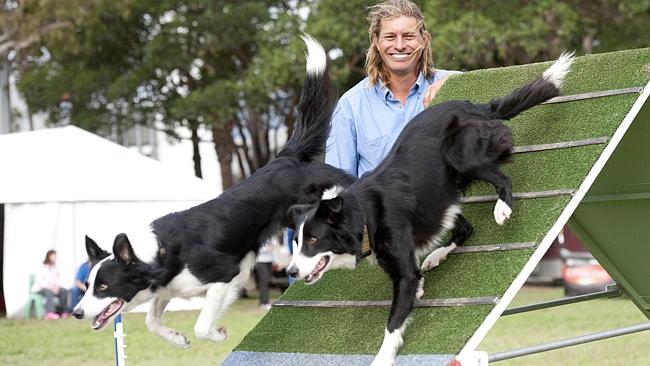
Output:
[
  {"xmin": 488, "ymin": 323, "xmax": 650, "ymax": 362},
  {"xmin": 114, "ymin": 314, "xmax": 127, "ymax": 366},
  {"xmin": 502, "ymin": 286, "xmax": 621, "ymax": 316}
]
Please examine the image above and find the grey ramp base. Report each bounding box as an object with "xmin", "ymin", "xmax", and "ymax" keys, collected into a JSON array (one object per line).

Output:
[{"xmin": 222, "ymin": 351, "xmax": 455, "ymax": 366}]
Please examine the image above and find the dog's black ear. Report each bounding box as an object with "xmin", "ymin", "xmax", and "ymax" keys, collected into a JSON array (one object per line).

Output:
[
  {"xmin": 113, "ymin": 234, "xmax": 138, "ymax": 265},
  {"xmin": 85, "ymin": 235, "xmax": 110, "ymax": 265},
  {"xmin": 322, "ymin": 197, "xmax": 343, "ymax": 214},
  {"xmin": 287, "ymin": 204, "xmax": 316, "ymax": 229},
  {"xmin": 320, "ymin": 197, "xmax": 343, "ymax": 225}
]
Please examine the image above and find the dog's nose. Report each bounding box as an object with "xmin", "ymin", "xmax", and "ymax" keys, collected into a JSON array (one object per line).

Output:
[
  {"xmin": 72, "ymin": 308, "xmax": 84, "ymax": 319},
  {"xmin": 287, "ymin": 265, "xmax": 299, "ymax": 278}
]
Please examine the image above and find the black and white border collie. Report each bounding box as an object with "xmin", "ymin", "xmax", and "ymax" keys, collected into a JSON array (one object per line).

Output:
[
  {"xmin": 72, "ymin": 35, "xmax": 354, "ymax": 348},
  {"xmin": 287, "ymin": 53, "xmax": 574, "ymax": 365}
]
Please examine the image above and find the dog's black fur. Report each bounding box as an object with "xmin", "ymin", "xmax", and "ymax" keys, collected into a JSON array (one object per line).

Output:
[
  {"xmin": 72, "ymin": 36, "xmax": 354, "ymax": 348},
  {"xmin": 287, "ymin": 54, "xmax": 573, "ymax": 364}
]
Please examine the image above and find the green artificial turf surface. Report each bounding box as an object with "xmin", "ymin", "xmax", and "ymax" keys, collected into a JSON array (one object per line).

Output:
[
  {"xmin": 234, "ymin": 47, "xmax": 650, "ymax": 357},
  {"xmin": 466, "ymin": 145, "xmax": 605, "ymax": 196},
  {"xmin": 462, "ymin": 197, "xmax": 570, "ymax": 246},
  {"xmin": 262, "ymin": 250, "xmax": 534, "ymax": 303}
]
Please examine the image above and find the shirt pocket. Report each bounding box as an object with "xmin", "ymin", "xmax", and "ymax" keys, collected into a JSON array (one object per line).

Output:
[{"xmin": 358, "ymin": 135, "xmax": 388, "ymax": 168}]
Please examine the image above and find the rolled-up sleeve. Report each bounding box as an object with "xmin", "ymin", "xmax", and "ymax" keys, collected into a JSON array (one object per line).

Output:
[{"xmin": 325, "ymin": 100, "xmax": 358, "ymax": 177}]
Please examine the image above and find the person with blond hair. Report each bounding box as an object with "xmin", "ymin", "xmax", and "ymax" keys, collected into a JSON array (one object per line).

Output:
[{"xmin": 326, "ymin": 0, "xmax": 460, "ymax": 177}]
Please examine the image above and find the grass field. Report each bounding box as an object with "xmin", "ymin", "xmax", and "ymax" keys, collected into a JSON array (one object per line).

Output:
[
  {"xmin": 1, "ymin": 287, "xmax": 648, "ymax": 366},
  {"xmin": 479, "ymin": 286, "xmax": 650, "ymax": 365},
  {"xmin": 0, "ymin": 296, "xmax": 269, "ymax": 366}
]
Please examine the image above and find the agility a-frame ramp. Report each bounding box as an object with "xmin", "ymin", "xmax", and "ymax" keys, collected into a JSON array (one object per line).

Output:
[{"xmin": 223, "ymin": 47, "xmax": 650, "ymax": 366}]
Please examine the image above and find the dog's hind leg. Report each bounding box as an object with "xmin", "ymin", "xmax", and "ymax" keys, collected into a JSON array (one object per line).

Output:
[
  {"xmin": 210, "ymin": 252, "xmax": 256, "ymax": 340},
  {"xmin": 222, "ymin": 253, "xmax": 255, "ymax": 313},
  {"xmin": 194, "ymin": 282, "xmax": 230, "ymax": 342},
  {"xmin": 146, "ymin": 296, "xmax": 191, "ymax": 349},
  {"xmin": 193, "ymin": 252, "xmax": 256, "ymax": 343},
  {"xmin": 421, "ymin": 214, "xmax": 473, "ymax": 273}
]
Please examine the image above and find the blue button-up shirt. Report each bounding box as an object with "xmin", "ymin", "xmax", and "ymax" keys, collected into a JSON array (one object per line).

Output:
[{"xmin": 325, "ymin": 70, "xmax": 460, "ymax": 177}]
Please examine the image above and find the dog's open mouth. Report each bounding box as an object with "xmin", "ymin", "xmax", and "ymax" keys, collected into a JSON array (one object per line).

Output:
[
  {"xmin": 91, "ymin": 299, "xmax": 125, "ymax": 330},
  {"xmin": 304, "ymin": 255, "xmax": 330, "ymax": 284}
]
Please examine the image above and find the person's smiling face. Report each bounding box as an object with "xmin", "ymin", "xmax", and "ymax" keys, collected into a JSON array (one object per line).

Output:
[{"xmin": 376, "ymin": 15, "xmax": 424, "ymax": 78}]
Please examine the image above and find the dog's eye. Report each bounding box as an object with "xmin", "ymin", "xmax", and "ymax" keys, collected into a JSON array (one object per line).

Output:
[
  {"xmin": 308, "ymin": 237, "xmax": 318, "ymax": 245},
  {"xmin": 98, "ymin": 284, "xmax": 108, "ymax": 291}
]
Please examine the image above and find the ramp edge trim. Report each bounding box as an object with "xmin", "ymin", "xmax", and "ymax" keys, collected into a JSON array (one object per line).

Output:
[{"xmin": 272, "ymin": 296, "xmax": 499, "ymax": 308}]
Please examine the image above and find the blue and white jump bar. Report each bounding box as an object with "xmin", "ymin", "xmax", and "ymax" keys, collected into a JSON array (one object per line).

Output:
[{"xmin": 113, "ymin": 315, "xmax": 127, "ymax": 366}]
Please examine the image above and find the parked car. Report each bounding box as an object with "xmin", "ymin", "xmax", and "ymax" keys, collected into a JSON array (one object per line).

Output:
[
  {"xmin": 560, "ymin": 248, "xmax": 614, "ymax": 297},
  {"xmin": 528, "ymin": 226, "xmax": 615, "ymax": 296}
]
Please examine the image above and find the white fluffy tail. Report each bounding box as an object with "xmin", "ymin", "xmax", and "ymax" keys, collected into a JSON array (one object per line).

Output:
[
  {"xmin": 543, "ymin": 51, "xmax": 575, "ymax": 89},
  {"xmin": 301, "ymin": 33, "xmax": 326, "ymax": 76}
]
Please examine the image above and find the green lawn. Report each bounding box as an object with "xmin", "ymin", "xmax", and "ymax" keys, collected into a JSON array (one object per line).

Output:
[
  {"xmin": 1, "ymin": 287, "xmax": 648, "ymax": 365},
  {"xmin": 0, "ymin": 297, "xmax": 269, "ymax": 366},
  {"xmin": 479, "ymin": 286, "xmax": 650, "ymax": 365}
]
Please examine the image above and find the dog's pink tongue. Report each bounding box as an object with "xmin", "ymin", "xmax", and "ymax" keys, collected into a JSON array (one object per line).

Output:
[
  {"xmin": 314, "ymin": 256, "xmax": 330, "ymax": 273},
  {"xmin": 91, "ymin": 299, "xmax": 124, "ymax": 330}
]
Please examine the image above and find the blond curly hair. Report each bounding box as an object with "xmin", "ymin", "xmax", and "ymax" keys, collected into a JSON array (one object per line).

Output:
[{"xmin": 366, "ymin": 0, "xmax": 434, "ymax": 87}]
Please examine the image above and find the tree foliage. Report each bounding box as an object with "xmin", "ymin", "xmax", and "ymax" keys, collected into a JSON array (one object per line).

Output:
[
  {"xmin": 7, "ymin": 0, "xmax": 650, "ymax": 190},
  {"xmin": 424, "ymin": 0, "xmax": 650, "ymax": 70}
]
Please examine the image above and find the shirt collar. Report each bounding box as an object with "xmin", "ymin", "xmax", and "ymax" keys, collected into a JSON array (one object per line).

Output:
[{"xmin": 374, "ymin": 72, "xmax": 427, "ymax": 101}]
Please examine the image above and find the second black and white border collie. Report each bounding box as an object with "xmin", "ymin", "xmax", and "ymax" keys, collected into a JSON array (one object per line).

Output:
[
  {"xmin": 287, "ymin": 53, "xmax": 574, "ymax": 365},
  {"xmin": 72, "ymin": 35, "xmax": 354, "ymax": 348}
]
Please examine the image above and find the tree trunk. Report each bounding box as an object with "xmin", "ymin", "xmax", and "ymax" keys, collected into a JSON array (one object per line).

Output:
[
  {"xmin": 247, "ymin": 107, "xmax": 271, "ymax": 171},
  {"xmin": 212, "ymin": 121, "xmax": 236, "ymax": 190},
  {"xmin": 0, "ymin": 56, "xmax": 11, "ymax": 134},
  {"xmin": 235, "ymin": 119, "xmax": 253, "ymax": 176},
  {"xmin": 190, "ymin": 122, "xmax": 202, "ymax": 178},
  {"xmin": 235, "ymin": 146, "xmax": 248, "ymax": 182}
]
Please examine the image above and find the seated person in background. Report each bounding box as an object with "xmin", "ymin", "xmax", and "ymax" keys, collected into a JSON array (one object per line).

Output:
[
  {"xmin": 33, "ymin": 249, "xmax": 71, "ymax": 319},
  {"xmin": 71, "ymin": 257, "xmax": 91, "ymax": 307}
]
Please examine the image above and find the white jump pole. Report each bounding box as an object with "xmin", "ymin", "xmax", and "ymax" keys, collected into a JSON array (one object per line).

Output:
[{"xmin": 113, "ymin": 314, "xmax": 127, "ymax": 366}]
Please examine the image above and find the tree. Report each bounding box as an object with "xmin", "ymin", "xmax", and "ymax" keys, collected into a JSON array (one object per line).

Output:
[
  {"xmin": 423, "ymin": 0, "xmax": 650, "ymax": 70},
  {"xmin": 137, "ymin": 1, "xmax": 306, "ymax": 185},
  {"xmin": 0, "ymin": 0, "xmax": 79, "ymax": 131},
  {"xmin": 10, "ymin": 0, "xmax": 650, "ymax": 191},
  {"xmin": 12, "ymin": 1, "xmax": 308, "ymax": 188},
  {"xmin": 14, "ymin": 1, "xmax": 157, "ymax": 132},
  {"xmin": 306, "ymin": 0, "xmax": 375, "ymax": 91}
]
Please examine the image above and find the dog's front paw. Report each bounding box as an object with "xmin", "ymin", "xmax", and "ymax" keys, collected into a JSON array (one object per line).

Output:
[
  {"xmin": 493, "ymin": 199, "xmax": 512, "ymax": 226},
  {"xmin": 415, "ymin": 277, "xmax": 425, "ymax": 299},
  {"xmin": 165, "ymin": 330, "xmax": 191, "ymax": 349}
]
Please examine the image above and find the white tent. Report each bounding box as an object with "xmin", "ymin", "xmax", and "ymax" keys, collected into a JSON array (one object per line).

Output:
[{"xmin": 0, "ymin": 126, "xmax": 220, "ymax": 318}]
